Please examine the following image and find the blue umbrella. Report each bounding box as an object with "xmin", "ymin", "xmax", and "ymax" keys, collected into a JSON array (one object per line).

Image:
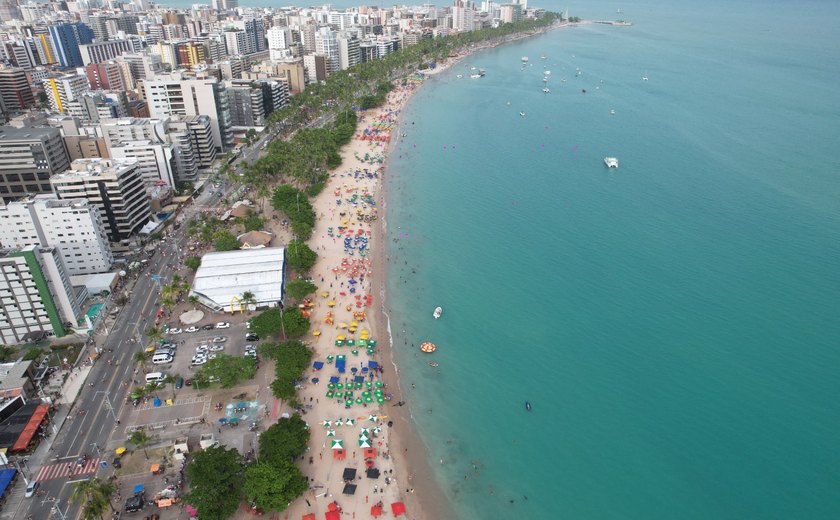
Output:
[
  {"xmin": 312, "ymin": 377, "xmax": 320, "ymax": 383},
  {"xmin": 350, "ymin": 367, "xmax": 358, "ymax": 373},
  {"xmin": 348, "ymin": 279, "xmax": 358, "ymax": 284},
  {"xmin": 134, "ymin": 485, "xmax": 144, "ymax": 493}
]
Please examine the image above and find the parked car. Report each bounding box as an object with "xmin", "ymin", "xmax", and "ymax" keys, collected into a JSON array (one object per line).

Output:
[
  {"xmin": 175, "ymin": 377, "xmax": 184, "ymax": 389},
  {"xmin": 215, "ymin": 322, "xmax": 230, "ymax": 329},
  {"xmin": 191, "ymin": 356, "xmax": 207, "ymax": 366},
  {"xmin": 185, "ymin": 326, "xmax": 199, "ymax": 333},
  {"xmin": 211, "ymin": 336, "xmax": 227, "ymax": 343},
  {"xmin": 244, "ymin": 351, "xmax": 257, "ymax": 358},
  {"xmin": 168, "ymin": 328, "xmax": 183, "ymax": 335},
  {"xmin": 201, "ymin": 324, "xmax": 214, "ymax": 331},
  {"xmin": 25, "ymin": 481, "xmax": 39, "ymax": 498},
  {"xmin": 245, "ymin": 333, "xmax": 259, "ymax": 341},
  {"xmin": 196, "ymin": 345, "xmax": 210, "ymax": 354},
  {"xmin": 209, "ymin": 344, "xmax": 224, "ymax": 352}
]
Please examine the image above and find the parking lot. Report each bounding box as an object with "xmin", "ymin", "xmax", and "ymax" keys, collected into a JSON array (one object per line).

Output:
[{"xmin": 154, "ymin": 321, "xmax": 256, "ymax": 382}]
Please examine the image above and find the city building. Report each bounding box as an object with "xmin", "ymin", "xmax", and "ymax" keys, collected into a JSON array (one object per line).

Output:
[
  {"xmin": 48, "ymin": 23, "xmax": 94, "ymax": 68},
  {"xmin": 50, "ymin": 158, "xmax": 151, "ymax": 242},
  {"xmin": 0, "ymin": 195, "xmax": 114, "ymax": 276},
  {"xmin": 0, "ymin": 126, "xmax": 70, "ymax": 203},
  {"xmin": 226, "ymin": 81, "xmax": 265, "ymax": 127},
  {"xmin": 44, "ymin": 73, "xmax": 91, "ymax": 114},
  {"xmin": 0, "ymin": 66, "xmax": 34, "ymax": 114},
  {"xmin": 189, "ymin": 247, "xmax": 285, "ymax": 313},
  {"xmin": 337, "ymin": 32, "xmax": 361, "ymax": 70},
  {"xmin": 79, "ymin": 39, "xmax": 134, "ymax": 66},
  {"xmin": 0, "ymin": 245, "xmax": 84, "ymax": 343}
]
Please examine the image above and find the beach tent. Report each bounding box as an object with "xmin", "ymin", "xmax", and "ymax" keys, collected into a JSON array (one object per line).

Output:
[
  {"xmin": 303, "ymin": 514, "xmax": 316, "ymax": 520},
  {"xmin": 313, "ymin": 361, "xmax": 324, "ymax": 370},
  {"xmin": 343, "ymin": 483, "xmax": 357, "ymax": 495},
  {"xmin": 363, "ymin": 447, "xmax": 377, "ymax": 459},
  {"xmin": 342, "ymin": 468, "xmax": 357, "ymax": 481},
  {"xmin": 329, "ymin": 377, "xmax": 340, "ymax": 384},
  {"xmin": 366, "ymin": 468, "xmax": 380, "ymax": 479},
  {"xmin": 333, "ymin": 449, "xmax": 345, "ymax": 460},
  {"xmin": 391, "ymin": 502, "xmax": 407, "ymax": 516},
  {"xmin": 325, "ymin": 511, "xmax": 340, "ymax": 520},
  {"xmin": 370, "ymin": 505, "xmax": 383, "ymax": 517},
  {"xmin": 368, "ymin": 361, "xmax": 379, "ymax": 369}
]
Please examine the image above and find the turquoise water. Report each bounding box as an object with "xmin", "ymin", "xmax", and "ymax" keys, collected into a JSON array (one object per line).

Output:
[
  {"xmin": 384, "ymin": 1, "xmax": 840, "ymax": 519},
  {"xmin": 86, "ymin": 303, "xmax": 104, "ymax": 320}
]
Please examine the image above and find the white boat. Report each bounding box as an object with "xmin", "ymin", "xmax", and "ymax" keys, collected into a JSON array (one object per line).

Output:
[
  {"xmin": 604, "ymin": 157, "xmax": 619, "ymax": 168},
  {"xmin": 610, "ymin": 109, "xmax": 616, "ymax": 115},
  {"xmin": 542, "ymin": 88, "xmax": 551, "ymax": 94},
  {"xmin": 433, "ymin": 307, "xmax": 442, "ymax": 319},
  {"xmin": 540, "ymin": 54, "xmax": 547, "ymax": 60},
  {"xmin": 519, "ymin": 112, "xmax": 526, "ymax": 117},
  {"xmin": 470, "ymin": 73, "xmax": 481, "ymax": 79},
  {"xmin": 521, "ymin": 56, "xmax": 529, "ymax": 63},
  {"xmin": 456, "ymin": 74, "xmax": 463, "ymax": 78},
  {"xmin": 544, "ymin": 70, "xmax": 551, "ymax": 75}
]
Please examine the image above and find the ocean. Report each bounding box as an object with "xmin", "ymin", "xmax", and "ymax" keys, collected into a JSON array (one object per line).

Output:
[{"xmin": 382, "ymin": 1, "xmax": 840, "ymax": 519}]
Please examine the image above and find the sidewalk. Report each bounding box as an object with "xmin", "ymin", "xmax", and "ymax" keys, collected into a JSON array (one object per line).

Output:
[{"xmin": 0, "ymin": 366, "xmax": 93, "ymax": 520}]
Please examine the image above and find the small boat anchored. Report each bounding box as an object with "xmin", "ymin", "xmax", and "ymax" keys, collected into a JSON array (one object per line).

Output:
[
  {"xmin": 519, "ymin": 111, "xmax": 526, "ymax": 117},
  {"xmin": 604, "ymin": 157, "xmax": 619, "ymax": 168},
  {"xmin": 525, "ymin": 401, "xmax": 532, "ymax": 412},
  {"xmin": 542, "ymin": 88, "xmax": 550, "ymax": 94},
  {"xmin": 433, "ymin": 307, "xmax": 442, "ymax": 319}
]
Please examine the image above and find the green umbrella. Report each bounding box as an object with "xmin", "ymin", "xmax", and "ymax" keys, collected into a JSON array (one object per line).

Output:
[
  {"xmin": 373, "ymin": 427, "xmax": 382, "ymax": 434},
  {"xmin": 356, "ymin": 398, "xmax": 363, "ymax": 404},
  {"xmin": 345, "ymin": 399, "xmax": 353, "ymax": 407},
  {"xmin": 328, "ymin": 383, "xmax": 335, "ymax": 389},
  {"xmin": 345, "ymin": 419, "xmax": 355, "ymax": 426},
  {"xmin": 326, "ymin": 391, "xmax": 335, "ymax": 398},
  {"xmin": 331, "ymin": 439, "xmax": 343, "ymax": 449},
  {"xmin": 365, "ymin": 397, "xmax": 373, "ymax": 403},
  {"xmin": 335, "ymin": 340, "xmax": 343, "ymax": 347},
  {"xmin": 327, "ymin": 429, "xmax": 335, "ymax": 437},
  {"xmin": 376, "ymin": 397, "xmax": 385, "ymax": 404},
  {"xmin": 358, "ymin": 339, "xmax": 368, "ymax": 346},
  {"xmin": 375, "ymin": 381, "xmax": 383, "ymax": 387},
  {"xmin": 351, "ymin": 350, "xmax": 359, "ymax": 356},
  {"xmin": 347, "ymin": 340, "xmax": 355, "ymax": 346},
  {"xmin": 336, "ymin": 383, "xmax": 343, "ymax": 389},
  {"xmin": 360, "ymin": 428, "xmax": 370, "ymax": 435},
  {"xmin": 354, "ymin": 382, "xmax": 362, "ymax": 389},
  {"xmin": 369, "ymin": 340, "xmax": 377, "ymax": 347},
  {"xmin": 366, "ymin": 382, "xmax": 373, "ymax": 388},
  {"xmin": 358, "ymin": 439, "xmax": 371, "ymax": 448},
  {"xmin": 322, "ymin": 420, "xmax": 332, "ymax": 428},
  {"xmin": 368, "ymin": 414, "xmax": 377, "ymax": 423},
  {"xmin": 335, "ymin": 418, "xmax": 344, "ymax": 427}
]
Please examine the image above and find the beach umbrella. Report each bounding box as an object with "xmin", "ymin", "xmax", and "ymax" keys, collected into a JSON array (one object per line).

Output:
[
  {"xmin": 115, "ymin": 447, "xmax": 126, "ymax": 455},
  {"xmin": 345, "ymin": 419, "xmax": 355, "ymax": 426},
  {"xmin": 327, "ymin": 300, "xmax": 336, "ymax": 307},
  {"xmin": 336, "ymin": 334, "xmax": 346, "ymax": 341},
  {"xmin": 335, "ymin": 418, "xmax": 344, "ymax": 427},
  {"xmin": 322, "ymin": 420, "xmax": 332, "ymax": 428},
  {"xmin": 327, "ymin": 429, "xmax": 336, "ymax": 437},
  {"xmin": 368, "ymin": 414, "xmax": 377, "ymax": 423},
  {"xmin": 312, "ymin": 330, "xmax": 321, "ymax": 337},
  {"xmin": 358, "ymin": 439, "xmax": 371, "ymax": 448},
  {"xmin": 320, "ymin": 292, "xmax": 329, "ymax": 297},
  {"xmin": 356, "ymin": 398, "xmax": 363, "ymax": 404},
  {"xmin": 331, "ymin": 439, "xmax": 343, "ymax": 450},
  {"xmin": 351, "ymin": 350, "xmax": 359, "ymax": 356},
  {"xmin": 312, "ymin": 377, "xmax": 320, "ymax": 383},
  {"xmin": 360, "ymin": 428, "xmax": 370, "ymax": 435},
  {"xmin": 350, "ymin": 321, "xmax": 359, "ymax": 327},
  {"xmin": 326, "ymin": 391, "xmax": 334, "ymax": 398},
  {"xmin": 377, "ymin": 397, "xmax": 385, "ymax": 404},
  {"xmin": 373, "ymin": 427, "xmax": 382, "ymax": 434},
  {"xmin": 337, "ymin": 322, "xmax": 348, "ymax": 329}
]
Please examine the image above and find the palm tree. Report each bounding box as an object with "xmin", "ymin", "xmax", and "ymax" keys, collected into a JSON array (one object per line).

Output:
[
  {"xmin": 160, "ymin": 295, "xmax": 176, "ymax": 312},
  {"xmin": 70, "ymin": 477, "xmax": 116, "ymax": 520},
  {"xmin": 163, "ymin": 373, "xmax": 181, "ymax": 401},
  {"xmin": 129, "ymin": 428, "xmax": 151, "ymax": 460},
  {"xmin": 241, "ymin": 291, "xmax": 257, "ymax": 313},
  {"xmin": 133, "ymin": 350, "xmax": 148, "ymax": 374},
  {"xmin": 188, "ymin": 295, "xmax": 200, "ymax": 309},
  {"xmin": 145, "ymin": 326, "xmax": 163, "ymax": 345}
]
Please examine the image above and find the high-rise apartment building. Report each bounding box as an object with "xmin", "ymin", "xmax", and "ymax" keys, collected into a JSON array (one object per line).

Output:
[
  {"xmin": 0, "ymin": 66, "xmax": 34, "ymax": 114},
  {"xmin": 0, "ymin": 195, "xmax": 114, "ymax": 276},
  {"xmin": 226, "ymin": 81, "xmax": 265, "ymax": 127},
  {"xmin": 85, "ymin": 62, "xmax": 126, "ymax": 91},
  {"xmin": 45, "ymin": 74, "xmax": 91, "ymax": 113},
  {"xmin": 315, "ymin": 27, "xmax": 339, "ymax": 74},
  {"xmin": 50, "ymin": 159, "xmax": 151, "ymax": 242},
  {"xmin": 0, "ymin": 245, "xmax": 82, "ymax": 343},
  {"xmin": 337, "ymin": 32, "xmax": 361, "ymax": 70},
  {"xmin": 49, "ymin": 23, "xmax": 94, "ymax": 68},
  {"xmin": 142, "ymin": 74, "xmax": 233, "ymax": 151},
  {"xmin": 0, "ymin": 126, "xmax": 70, "ymax": 202},
  {"xmin": 79, "ymin": 39, "xmax": 133, "ymax": 66}
]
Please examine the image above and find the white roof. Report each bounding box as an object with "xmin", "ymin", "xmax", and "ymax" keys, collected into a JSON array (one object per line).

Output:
[{"xmin": 190, "ymin": 247, "xmax": 285, "ymax": 312}]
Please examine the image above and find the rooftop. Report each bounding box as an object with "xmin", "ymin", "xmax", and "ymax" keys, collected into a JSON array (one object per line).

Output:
[{"xmin": 190, "ymin": 247, "xmax": 285, "ymax": 312}]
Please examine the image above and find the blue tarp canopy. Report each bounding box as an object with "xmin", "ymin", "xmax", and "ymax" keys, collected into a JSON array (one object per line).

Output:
[
  {"xmin": 354, "ymin": 376, "xmax": 365, "ymax": 383},
  {"xmin": 313, "ymin": 361, "xmax": 325, "ymax": 370},
  {"xmin": 336, "ymin": 358, "xmax": 346, "ymax": 373},
  {"xmin": 0, "ymin": 468, "xmax": 17, "ymax": 496},
  {"xmin": 133, "ymin": 484, "xmax": 144, "ymax": 493},
  {"xmin": 368, "ymin": 361, "xmax": 379, "ymax": 369},
  {"xmin": 311, "ymin": 378, "xmax": 320, "ymax": 383},
  {"xmin": 329, "ymin": 376, "xmax": 340, "ymax": 384}
]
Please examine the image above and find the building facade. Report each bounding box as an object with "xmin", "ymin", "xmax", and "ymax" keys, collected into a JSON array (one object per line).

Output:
[{"xmin": 0, "ymin": 126, "xmax": 70, "ymax": 203}]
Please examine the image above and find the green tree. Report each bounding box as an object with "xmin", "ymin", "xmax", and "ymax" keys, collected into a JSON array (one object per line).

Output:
[
  {"xmin": 281, "ymin": 307, "xmax": 310, "ymax": 338},
  {"xmin": 263, "ymin": 341, "xmax": 313, "ymax": 400},
  {"xmin": 133, "ymin": 350, "xmax": 148, "ymax": 374},
  {"xmin": 283, "ymin": 279, "xmax": 316, "ymax": 301},
  {"xmin": 0, "ymin": 346, "xmax": 17, "ymax": 362},
  {"xmin": 213, "ymin": 230, "xmax": 240, "ymax": 251},
  {"xmin": 241, "ymin": 214, "xmax": 266, "ymax": 232},
  {"xmin": 249, "ymin": 308, "xmax": 282, "ymax": 338},
  {"xmin": 241, "ymin": 291, "xmax": 258, "ymax": 312},
  {"xmin": 129, "ymin": 428, "xmax": 151, "ymax": 459},
  {"xmin": 185, "ymin": 445, "xmax": 244, "ymax": 520},
  {"xmin": 160, "ymin": 295, "xmax": 176, "ymax": 311},
  {"xmin": 70, "ymin": 477, "xmax": 116, "ymax": 520},
  {"xmin": 285, "ymin": 240, "xmax": 317, "ymax": 273},
  {"xmin": 23, "ymin": 347, "xmax": 45, "ymax": 361},
  {"xmin": 185, "ymin": 256, "xmax": 201, "ymax": 271},
  {"xmin": 163, "ymin": 373, "xmax": 181, "ymax": 400},
  {"xmin": 244, "ymin": 462, "xmax": 308, "ymax": 513},
  {"xmin": 195, "ymin": 354, "xmax": 257, "ymax": 388},
  {"xmin": 257, "ymin": 414, "xmax": 310, "ymax": 465},
  {"xmin": 145, "ymin": 326, "xmax": 163, "ymax": 344},
  {"xmin": 188, "ymin": 295, "xmax": 200, "ymax": 309}
]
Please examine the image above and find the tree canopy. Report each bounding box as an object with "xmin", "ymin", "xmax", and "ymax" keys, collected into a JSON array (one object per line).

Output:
[
  {"xmin": 285, "ymin": 241, "xmax": 317, "ymax": 273},
  {"xmin": 258, "ymin": 414, "xmax": 310, "ymax": 465},
  {"xmin": 284, "ymin": 279, "xmax": 317, "ymax": 301},
  {"xmin": 249, "ymin": 308, "xmax": 282, "ymax": 338},
  {"xmin": 185, "ymin": 445, "xmax": 244, "ymax": 520},
  {"xmin": 261, "ymin": 341, "xmax": 313, "ymax": 400},
  {"xmin": 185, "ymin": 256, "xmax": 201, "ymax": 271},
  {"xmin": 244, "ymin": 461, "xmax": 308, "ymax": 513},
  {"xmin": 195, "ymin": 354, "xmax": 257, "ymax": 388},
  {"xmin": 213, "ymin": 230, "xmax": 240, "ymax": 251}
]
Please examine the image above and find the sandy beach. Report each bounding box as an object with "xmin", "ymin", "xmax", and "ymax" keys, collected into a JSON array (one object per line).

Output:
[{"xmin": 275, "ymin": 21, "xmax": 566, "ymax": 520}]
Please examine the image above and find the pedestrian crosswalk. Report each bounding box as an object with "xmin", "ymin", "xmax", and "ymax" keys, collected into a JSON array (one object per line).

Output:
[{"xmin": 34, "ymin": 458, "xmax": 100, "ymax": 482}]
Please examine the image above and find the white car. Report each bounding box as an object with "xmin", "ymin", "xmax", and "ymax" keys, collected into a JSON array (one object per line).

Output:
[
  {"xmin": 244, "ymin": 350, "xmax": 257, "ymax": 358},
  {"xmin": 215, "ymin": 322, "xmax": 230, "ymax": 329},
  {"xmin": 191, "ymin": 355, "xmax": 207, "ymax": 366},
  {"xmin": 168, "ymin": 328, "xmax": 183, "ymax": 335},
  {"xmin": 211, "ymin": 336, "xmax": 227, "ymax": 343},
  {"xmin": 185, "ymin": 326, "xmax": 200, "ymax": 333},
  {"xmin": 208, "ymin": 353, "xmax": 219, "ymax": 360},
  {"xmin": 195, "ymin": 345, "xmax": 210, "ymax": 354},
  {"xmin": 209, "ymin": 344, "xmax": 225, "ymax": 352},
  {"xmin": 25, "ymin": 481, "xmax": 39, "ymax": 498}
]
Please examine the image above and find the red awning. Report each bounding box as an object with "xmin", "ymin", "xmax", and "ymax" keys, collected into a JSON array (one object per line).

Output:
[
  {"xmin": 11, "ymin": 404, "xmax": 49, "ymax": 452},
  {"xmin": 325, "ymin": 511, "xmax": 340, "ymax": 520},
  {"xmin": 370, "ymin": 505, "xmax": 383, "ymax": 517},
  {"xmin": 302, "ymin": 514, "xmax": 316, "ymax": 520},
  {"xmin": 391, "ymin": 502, "xmax": 406, "ymax": 516},
  {"xmin": 363, "ymin": 447, "xmax": 377, "ymax": 459}
]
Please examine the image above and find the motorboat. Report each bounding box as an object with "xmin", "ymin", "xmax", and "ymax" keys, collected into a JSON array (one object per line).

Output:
[
  {"xmin": 543, "ymin": 88, "xmax": 551, "ymax": 94},
  {"xmin": 470, "ymin": 73, "xmax": 481, "ymax": 79},
  {"xmin": 543, "ymin": 70, "xmax": 551, "ymax": 75},
  {"xmin": 433, "ymin": 307, "xmax": 442, "ymax": 319},
  {"xmin": 604, "ymin": 157, "xmax": 619, "ymax": 168},
  {"xmin": 519, "ymin": 111, "xmax": 526, "ymax": 117},
  {"xmin": 525, "ymin": 401, "xmax": 532, "ymax": 411},
  {"xmin": 521, "ymin": 56, "xmax": 529, "ymax": 63},
  {"xmin": 479, "ymin": 69, "xmax": 486, "ymax": 76},
  {"xmin": 540, "ymin": 54, "xmax": 547, "ymax": 60},
  {"xmin": 610, "ymin": 109, "xmax": 616, "ymax": 115},
  {"xmin": 456, "ymin": 74, "xmax": 463, "ymax": 78}
]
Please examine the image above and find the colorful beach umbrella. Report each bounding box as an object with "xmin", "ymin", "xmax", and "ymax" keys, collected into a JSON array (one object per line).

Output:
[
  {"xmin": 368, "ymin": 414, "xmax": 377, "ymax": 423},
  {"xmin": 359, "ymin": 439, "xmax": 371, "ymax": 448},
  {"xmin": 312, "ymin": 330, "xmax": 321, "ymax": 336},
  {"xmin": 322, "ymin": 420, "xmax": 332, "ymax": 428},
  {"xmin": 327, "ymin": 429, "xmax": 336, "ymax": 437},
  {"xmin": 335, "ymin": 418, "xmax": 344, "ymax": 427},
  {"xmin": 345, "ymin": 419, "xmax": 355, "ymax": 426},
  {"xmin": 331, "ymin": 439, "xmax": 343, "ymax": 450}
]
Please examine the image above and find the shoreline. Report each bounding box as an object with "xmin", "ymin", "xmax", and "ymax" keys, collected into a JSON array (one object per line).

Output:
[{"xmin": 282, "ymin": 19, "xmax": 570, "ymax": 520}]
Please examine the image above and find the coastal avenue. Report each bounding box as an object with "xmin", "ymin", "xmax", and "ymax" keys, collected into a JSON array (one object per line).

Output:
[
  {"xmin": 17, "ymin": 183, "xmax": 218, "ymax": 520},
  {"xmin": 16, "ymin": 113, "xmax": 329, "ymax": 520}
]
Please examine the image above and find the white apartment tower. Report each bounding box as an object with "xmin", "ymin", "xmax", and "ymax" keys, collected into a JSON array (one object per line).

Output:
[
  {"xmin": 0, "ymin": 195, "xmax": 114, "ymax": 276},
  {"xmin": 314, "ymin": 27, "xmax": 339, "ymax": 74},
  {"xmin": 50, "ymin": 158, "xmax": 151, "ymax": 242}
]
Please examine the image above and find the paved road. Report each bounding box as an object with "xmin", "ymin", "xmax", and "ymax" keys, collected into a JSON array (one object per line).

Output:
[{"xmin": 19, "ymin": 187, "xmax": 219, "ymax": 520}]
